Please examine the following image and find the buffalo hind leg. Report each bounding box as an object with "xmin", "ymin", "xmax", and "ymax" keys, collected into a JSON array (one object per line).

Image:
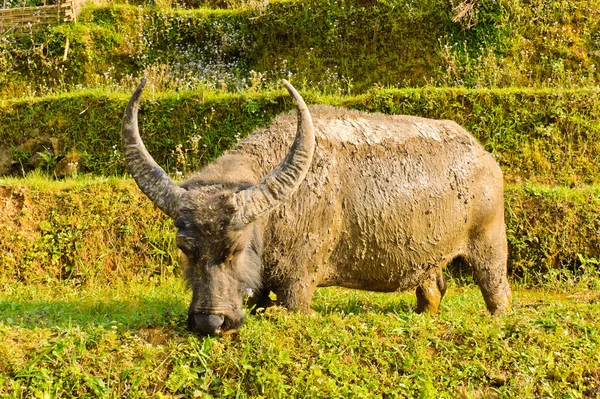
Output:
[
  {"xmin": 416, "ymin": 268, "xmax": 447, "ymax": 314},
  {"xmin": 467, "ymin": 228, "xmax": 512, "ymax": 315}
]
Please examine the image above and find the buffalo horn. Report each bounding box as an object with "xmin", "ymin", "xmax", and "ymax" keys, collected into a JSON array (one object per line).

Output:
[
  {"xmin": 232, "ymin": 80, "xmax": 315, "ymax": 225},
  {"xmin": 122, "ymin": 78, "xmax": 186, "ymax": 219}
]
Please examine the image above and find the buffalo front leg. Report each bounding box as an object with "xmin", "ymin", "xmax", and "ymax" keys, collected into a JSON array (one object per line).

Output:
[
  {"xmin": 274, "ymin": 278, "xmax": 317, "ymax": 313},
  {"xmin": 415, "ymin": 268, "xmax": 447, "ymax": 314},
  {"xmin": 246, "ymin": 288, "xmax": 275, "ymax": 314}
]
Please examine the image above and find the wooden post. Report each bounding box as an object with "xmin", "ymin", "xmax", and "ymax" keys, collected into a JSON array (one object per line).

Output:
[{"xmin": 63, "ymin": 37, "xmax": 69, "ymax": 61}]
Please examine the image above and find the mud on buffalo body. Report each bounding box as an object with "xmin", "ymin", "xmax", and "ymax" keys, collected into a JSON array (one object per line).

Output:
[{"xmin": 122, "ymin": 79, "xmax": 512, "ymax": 335}]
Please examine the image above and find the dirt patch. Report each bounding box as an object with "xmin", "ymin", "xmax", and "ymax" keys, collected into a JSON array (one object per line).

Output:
[
  {"xmin": 0, "ymin": 185, "xmax": 28, "ymax": 225},
  {"xmin": 139, "ymin": 327, "xmax": 172, "ymax": 346}
]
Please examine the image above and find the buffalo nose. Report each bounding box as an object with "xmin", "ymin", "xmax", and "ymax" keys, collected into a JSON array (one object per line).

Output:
[{"xmin": 188, "ymin": 314, "xmax": 225, "ymax": 335}]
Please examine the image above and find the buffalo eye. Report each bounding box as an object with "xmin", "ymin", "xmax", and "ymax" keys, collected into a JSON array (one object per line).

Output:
[
  {"xmin": 174, "ymin": 217, "xmax": 199, "ymax": 256},
  {"xmin": 176, "ymin": 234, "xmax": 195, "ymax": 257},
  {"xmin": 214, "ymin": 243, "xmax": 244, "ymax": 265},
  {"xmin": 228, "ymin": 244, "xmax": 247, "ymax": 261},
  {"xmin": 174, "ymin": 217, "xmax": 190, "ymax": 230},
  {"xmin": 214, "ymin": 248, "xmax": 233, "ymax": 265}
]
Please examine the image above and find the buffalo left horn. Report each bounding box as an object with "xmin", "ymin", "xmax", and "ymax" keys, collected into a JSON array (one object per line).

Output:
[{"xmin": 122, "ymin": 78, "xmax": 186, "ymax": 219}]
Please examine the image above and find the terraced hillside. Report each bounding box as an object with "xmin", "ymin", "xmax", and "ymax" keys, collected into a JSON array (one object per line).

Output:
[
  {"xmin": 1, "ymin": 0, "xmax": 600, "ymax": 397},
  {"xmin": 2, "ymin": 0, "xmax": 600, "ymax": 96}
]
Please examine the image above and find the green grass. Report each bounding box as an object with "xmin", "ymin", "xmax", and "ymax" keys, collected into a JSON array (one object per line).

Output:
[
  {"xmin": 2, "ymin": 0, "xmax": 600, "ymax": 98},
  {"xmin": 1, "ymin": 176, "xmax": 599, "ymax": 397},
  {"xmin": 2, "ymin": 175, "xmax": 600, "ymax": 285},
  {"xmin": 3, "ymin": 86, "xmax": 600, "ymax": 186},
  {"xmin": 1, "ymin": 276, "xmax": 599, "ymax": 398}
]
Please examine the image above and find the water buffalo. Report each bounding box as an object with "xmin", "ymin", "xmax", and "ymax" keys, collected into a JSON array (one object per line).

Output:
[{"xmin": 122, "ymin": 79, "xmax": 511, "ymax": 335}]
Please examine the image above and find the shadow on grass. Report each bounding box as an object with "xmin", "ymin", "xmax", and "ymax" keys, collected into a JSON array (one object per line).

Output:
[
  {"xmin": 311, "ymin": 289, "xmax": 416, "ymax": 316},
  {"xmin": 1, "ymin": 286, "xmax": 424, "ymax": 333},
  {"xmin": 312, "ymin": 301, "xmax": 416, "ymax": 316},
  {"xmin": 0, "ymin": 297, "xmax": 189, "ymax": 331}
]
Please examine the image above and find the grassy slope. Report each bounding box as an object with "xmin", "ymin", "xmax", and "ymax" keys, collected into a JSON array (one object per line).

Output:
[
  {"xmin": 2, "ymin": 0, "xmax": 600, "ymax": 96},
  {"xmin": 1, "ymin": 277, "xmax": 599, "ymax": 398},
  {"xmin": 1, "ymin": 175, "xmax": 600, "ymax": 286},
  {"xmin": 0, "ymin": 0, "xmax": 458, "ymax": 95},
  {"xmin": 2, "ymin": 87, "xmax": 600, "ymax": 185}
]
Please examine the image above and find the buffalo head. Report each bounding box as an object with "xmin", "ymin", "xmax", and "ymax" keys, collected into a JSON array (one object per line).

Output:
[{"xmin": 121, "ymin": 79, "xmax": 314, "ymax": 335}]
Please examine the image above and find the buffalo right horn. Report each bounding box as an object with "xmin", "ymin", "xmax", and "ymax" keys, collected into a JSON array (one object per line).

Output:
[
  {"xmin": 122, "ymin": 78, "xmax": 186, "ymax": 219},
  {"xmin": 231, "ymin": 80, "xmax": 315, "ymax": 225}
]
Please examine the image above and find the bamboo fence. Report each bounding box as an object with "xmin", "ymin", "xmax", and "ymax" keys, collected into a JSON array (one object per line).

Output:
[{"xmin": 0, "ymin": 0, "xmax": 85, "ymax": 30}]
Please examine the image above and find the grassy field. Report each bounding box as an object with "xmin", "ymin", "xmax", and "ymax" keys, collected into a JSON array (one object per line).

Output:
[
  {"xmin": 1, "ymin": 276, "xmax": 600, "ymax": 398},
  {"xmin": 2, "ymin": 0, "xmax": 600, "ymax": 396}
]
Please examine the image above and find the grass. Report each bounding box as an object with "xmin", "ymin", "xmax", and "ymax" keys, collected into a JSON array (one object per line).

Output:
[
  {"xmin": 3, "ymin": 0, "xmax": 600, "ymax": 98},
  {"xmin": 3, "ymin": 175, "xmax": 600, "ymax": 285},
  {"xmin": 1, "ymin": 276, "xmax": 599, "ymax": 398},
  {"xmin": 3, "ymin": 86, "xmax": 600, "ymax": 186},
  {"xmin": 2, "ymin": 1, "xmax": 600, "ymax": 395}
]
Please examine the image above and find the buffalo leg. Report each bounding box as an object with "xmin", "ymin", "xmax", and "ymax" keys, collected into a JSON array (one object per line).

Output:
[
  {"xmin": 246, "ymin": 288, "xmax": 275, "ymax": 314},
  {"xmin": 415, "ymin": 268, "xmax": 447, "ymax": 314},
  {"xmin": 275, "ymin": 279, "xmax": 317, "ymax": 313},
  {"xmin": 467, "ymin": 224, "xmax": 512, "ymax": 315}
]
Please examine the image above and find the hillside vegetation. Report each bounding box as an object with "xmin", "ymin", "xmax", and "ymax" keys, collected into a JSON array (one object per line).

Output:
[
  {"xmin": 1, "ymin": 0, "xmax": 600, "ymax": 97},
  {"xmin": 3, "ymin": 86, "xmax": 600, "ymax": 184},
  {"xmin": 2, "ymin": 176, "xmax": 600, "ymax": 286},
  {"xmin": 1, "ymin": 0, "xmax": 600, "ymax": 397}
]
